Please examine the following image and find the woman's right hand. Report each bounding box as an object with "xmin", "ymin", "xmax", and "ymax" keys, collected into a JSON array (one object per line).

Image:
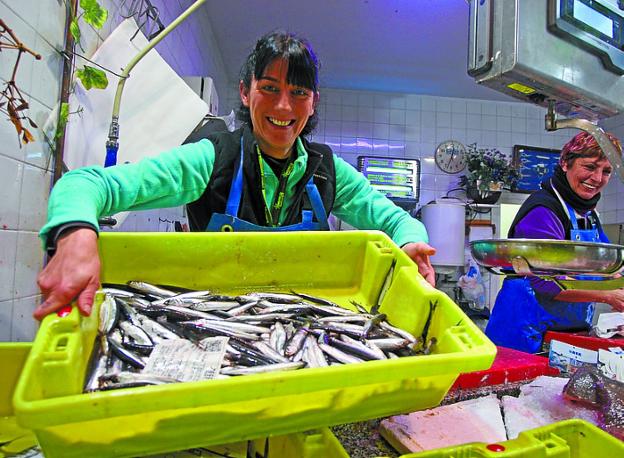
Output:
[
  {"xmin": 603, "ymin": 288, "xmax": 624, "ymax": 312},
  {"xmin": 35, "ymin": 228, "xmax": 101, "ymax": 320}
]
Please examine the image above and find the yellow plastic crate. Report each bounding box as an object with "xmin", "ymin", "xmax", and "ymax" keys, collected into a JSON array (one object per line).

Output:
[
  {"xmin": 251, "ymin": 428, "xmax": 349, "ymax": 458},
  {"xmin": 398, "ymin": 419, "xmax": 624, "ymax": 457},
  {"xmin": 13, "ymin": 231, "xmax": 496, "ymax": 457},
  {"xmin": 0, "ymin": 343, "xmax": 37, "ymax": 457}
]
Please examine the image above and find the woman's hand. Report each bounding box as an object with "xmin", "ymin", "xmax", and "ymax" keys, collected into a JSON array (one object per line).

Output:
[
  {"xmin": 603, "ymin": 288, "xmax": 624, "ymax": 312},
  {"xmin": 35, "ymin": 228, "xmax": 100, "ymax": 320},
  {"xmin": 401, "ymin": 242, "xmax": 437, "ymax": 287}
]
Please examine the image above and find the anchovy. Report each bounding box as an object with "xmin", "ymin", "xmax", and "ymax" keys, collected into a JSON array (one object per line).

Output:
[
  {"xmin": 179, "ymin": 320, "xmax": 261, "ymax": 341},
  {"xmin": 107, "ymin": 331, "xmax": 147, "ymax": 369},
  {"xmin": 291, "ymin": 290, "xmax": 343, "ymax": 307},
  {"xmin": 189, "ymin": 300, "xmax": 244, "ymax": 312},
  {"xmin": 342, "ymin": 335, "xmax": 387, "ymax": 360},
  {"xmin": 284, "ymin": 325, "xmax": 309, "ymax": 357},
  {"xmin": 365, "ymin": 337, "xmax": 411, "ymax": 351},
  {"xmin": 251, "ymin": 341, "xmax": 291, "ymax": 364},
  {"xmin": 228, "ymin": 312, "xmax": 295, "ymax": 323},
  {"xmin": 302, "ymin": 335, "xmax": 328, "ymax": 368},
  {"xmin": 138, "ymin": 315, "xmax": 183, "ymax": 341},
  {"xmin": 98, "ymin": 294, "xmax": 119, "ymax": 335},
  {"xmin": 99, "ymin": 372, "xmax": 180, "ymax": 390},
  {"xmin": 379, "ymin": 321, "xmax": 419, "ymax": 344},
  {"xmin": 326, "ymin": 334, "xmax": 384, "ymax": 361},
  {"xmin": 318, "ymin": 343, "xmax": 363, "ymax": 364},
  {"xmin": 220, "ymin": 361, "xmax": 305, "ymax": 376},
  {"xmin": 84, "ymin": 343, "xmax": 109, "ymax": 392},
  {"xmin": 245, "ymin": 292, "xmax": 303, "ymax": 304},
  {"xmin": 127, "ymin": 281, "xmax": 178, "ymax": 298},
  {"xmin": 362, "ymin": 313, "xmax": 387, "ymax": 338},
  {"xmin": 119, "ymin": 321, "xmax": 153, "ymax": 347},
  {"xmin": 151, "ymin": 290, "xmax": 214, "ymax": 306},
  {"xmin": 226, "ymin": 300, "xmax": 260, "ymax": 316},
  {"xmin": 270, "ymin": 321, "xmax": 287, "ymax": 355},
  {"xmin": 99, "ymin": 287, "xmax": 136, "ymax": 298}
]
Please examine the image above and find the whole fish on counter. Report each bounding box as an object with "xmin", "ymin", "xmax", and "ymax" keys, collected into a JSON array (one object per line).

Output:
[{"xmin": 85, "ymin": 281, "xmax": 436, "ymax": 392}]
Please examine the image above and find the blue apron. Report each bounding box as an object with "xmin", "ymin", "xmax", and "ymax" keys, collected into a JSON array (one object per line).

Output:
[
  {"xmin": 485, "ymin": 201, "xmax": 609, "ymax": 353},
  {"xmin": 206, "ymin": 138, "xmax": 329, "ymax": 232}
]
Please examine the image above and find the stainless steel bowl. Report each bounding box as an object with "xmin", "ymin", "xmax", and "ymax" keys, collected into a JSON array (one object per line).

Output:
[{"xmin": 470, "ymin": 239, "xmax": 624, "ymax": 275}]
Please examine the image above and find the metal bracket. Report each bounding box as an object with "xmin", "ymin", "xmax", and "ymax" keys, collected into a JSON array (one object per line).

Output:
[{"xmin": 545, "ymin": 100, "xmax": 624, "ymax": 182}]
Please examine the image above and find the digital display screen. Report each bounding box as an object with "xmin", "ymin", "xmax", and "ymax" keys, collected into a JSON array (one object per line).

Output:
[
  {"xmin": 357, "ymin": 156, "xmax": 420, "ymax": 201},
  {"xmin": 573, "ymin": 0, "xmax": 614, "ymax": 38}
]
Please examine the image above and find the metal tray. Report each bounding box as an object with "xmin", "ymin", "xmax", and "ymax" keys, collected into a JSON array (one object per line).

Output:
[{"xmin": 470, "ymin": 239, "xmax": 624, "ymax": 275}]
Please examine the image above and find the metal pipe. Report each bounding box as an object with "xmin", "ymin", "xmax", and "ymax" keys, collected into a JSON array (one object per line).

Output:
[
  {"xmin": 546, "ymin": 101, "xmax": 624, "ymax": 182},
  {"xmin": 106, "ymin": 0, "xmax": 208, "ymax": 166}
]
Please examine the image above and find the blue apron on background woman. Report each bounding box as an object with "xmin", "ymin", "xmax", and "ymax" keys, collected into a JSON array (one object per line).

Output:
[{"xmin": 485, "ymin": 199, "xmax": 609, "ymax": 353}]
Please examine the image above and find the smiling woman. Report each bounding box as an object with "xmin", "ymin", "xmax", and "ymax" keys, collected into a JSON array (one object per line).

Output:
[
  {"xmin": 35, "ymin": 30, "xmax": 438, "ymax": 320},
  {"xmin": 485, "ymin": 130, "xmax": 624, "ymax": 353}
]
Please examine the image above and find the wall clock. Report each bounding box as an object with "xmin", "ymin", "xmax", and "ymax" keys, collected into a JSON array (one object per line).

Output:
[{"xmin": 435, "ymin": 140, "xmax": 467, "ymax": 174}]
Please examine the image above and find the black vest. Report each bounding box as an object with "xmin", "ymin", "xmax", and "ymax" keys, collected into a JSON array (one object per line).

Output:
[
  {"xmin": 508, "ymin": 188, "xmax": 572, "ymax": 238},
  {"xmin": 186, "ymin": 125, "xmax": 336, "ymax": 231}
]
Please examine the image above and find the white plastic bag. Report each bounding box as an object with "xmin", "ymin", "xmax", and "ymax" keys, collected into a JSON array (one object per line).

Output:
[{"xmin": 458, "ymin": 259, "xmax": 487, "ymax": 310}]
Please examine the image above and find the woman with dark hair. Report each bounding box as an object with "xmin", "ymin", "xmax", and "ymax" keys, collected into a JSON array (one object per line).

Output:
[
  {"xmin": 35, "ymin": 31, "xmax": 436, "ymax": 319},
  {"xmin": 485, "ymin": 131, "xmax": 624, "ymax": 353}
]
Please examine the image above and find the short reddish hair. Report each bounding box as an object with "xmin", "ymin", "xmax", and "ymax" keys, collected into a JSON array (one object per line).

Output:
[{"xmin": 559, "ymin": 131, "xmax": 622, "ymax": 168}]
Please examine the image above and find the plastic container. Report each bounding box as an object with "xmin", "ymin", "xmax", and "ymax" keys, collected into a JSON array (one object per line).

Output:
[
  {"xmin": 14, "ymin": 231, "xmax": 496, "ymax": 458},
  {"xmin": 251, "ymin": 428, "xmax": 349, "ymax": 458},
  {"xmin": 0, "ymin": 343, "xmax": 38, "ymax": 457},
  {"xmin": 397, "ymin": 419, "xmax": 624, "ymax": 457},
  {"xmin": 421, "ymin": 200, "xmax": 465, "ymax": 268},
  {"xmin": 0, "ymin": 342, "xmax": 30, "ymax": 416},
  {"xmin": 544, "ymin": 330, "xmax": 624, "ymax": 352}
]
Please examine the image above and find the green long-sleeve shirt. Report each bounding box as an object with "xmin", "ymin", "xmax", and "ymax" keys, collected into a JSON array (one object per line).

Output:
[{"xmin": 40, "ymin": 137, "xmax": 429, "ymax": 248}]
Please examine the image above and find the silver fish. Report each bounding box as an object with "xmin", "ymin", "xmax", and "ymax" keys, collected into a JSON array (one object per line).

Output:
[
  {"xmin": 98, "ymin": 294, "xmax": 118, "ymax": 335},
  {"xmin": 220, "ymin": 361, "xmax": 305, "ymax": 376},
  {"xmin": 127, "ymin": 281, "xmax": 178, "ymax": 298},
  {"xmin": 318, "ymin": 343, "xmax": 363, "ymax": 364}
]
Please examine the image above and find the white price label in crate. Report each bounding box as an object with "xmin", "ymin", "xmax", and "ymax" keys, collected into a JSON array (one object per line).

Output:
[{"xmin": 143, "ymin": 337, "xmax": 228, "ymax": 382}]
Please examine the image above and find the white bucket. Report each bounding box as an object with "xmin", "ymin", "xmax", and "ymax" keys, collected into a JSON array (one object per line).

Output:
[{"xmin": 421, "ymin": 199, "xmax": 465, "ymax": 268}]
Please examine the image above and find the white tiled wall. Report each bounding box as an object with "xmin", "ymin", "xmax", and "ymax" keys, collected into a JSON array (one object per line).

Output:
[
  {"xmin": 0, "ymin": 0, "xmax": 64, "ymax": 341},
  {"xmin": 0, "ymin": 0, "xmax": 228, "ymax": 341},
  {"xmin": 226, "ymin": 87, "xmax": 572, "ymax": 209}
]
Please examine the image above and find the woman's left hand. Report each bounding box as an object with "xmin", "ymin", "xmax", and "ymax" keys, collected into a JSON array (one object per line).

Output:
[{"xmin": 402, "ymin": 242, "xmax": 437, "ymax": 287}]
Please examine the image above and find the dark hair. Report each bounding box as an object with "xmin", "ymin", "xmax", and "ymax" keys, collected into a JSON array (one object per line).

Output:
[{"xmin": 237, "ymin": 31, "xmax": 320, "ymax": 136}]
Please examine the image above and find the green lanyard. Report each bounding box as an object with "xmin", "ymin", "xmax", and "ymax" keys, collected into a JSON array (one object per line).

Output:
[{"xmin": 257, "ymin": 146, "xmax": 295, "ymax": 226}]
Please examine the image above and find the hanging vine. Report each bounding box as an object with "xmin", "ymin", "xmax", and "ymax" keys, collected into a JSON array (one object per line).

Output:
[
  {"xmin": 0, "ymin": 19, "xmax": 42, "ymax": 145},
  {"xmin": 69, "ymin": 0, "xmax": 110, "ymax": 91}
]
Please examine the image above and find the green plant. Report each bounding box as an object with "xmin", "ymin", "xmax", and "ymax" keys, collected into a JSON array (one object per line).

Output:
[
  {"xmin": 70, "ymin": 0, "xmax": 110, "ymax": 90},
  {"xmin": 461, "ymin": 144, "xmax": 519, "ymax": 192}
]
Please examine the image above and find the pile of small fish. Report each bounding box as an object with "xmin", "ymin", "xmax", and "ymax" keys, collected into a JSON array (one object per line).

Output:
[{"xmin": 85, "ymin": 281, "xmax": 437, "ymax": 392}]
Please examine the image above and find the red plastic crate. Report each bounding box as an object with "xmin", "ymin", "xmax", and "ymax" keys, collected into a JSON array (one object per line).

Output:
[
  {"xmin": 451, "ymin": 346, "xmax": 559, "ymax": 390},
  {"xmin": 544, "ymin": 331, "xmax": 624, "ymax": 352}
]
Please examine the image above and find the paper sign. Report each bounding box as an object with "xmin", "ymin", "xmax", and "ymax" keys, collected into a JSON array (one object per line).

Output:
[
  {"xmin": 549, "ymin": 339, "xmax": 598, "ymax": 373},
  {"xmin": 598, "ymin": 349, "xmax": 624, "ymax": 382},
  {"xmin": 143, "ymin": 337, "xmax": 228, "ymax": 382}
]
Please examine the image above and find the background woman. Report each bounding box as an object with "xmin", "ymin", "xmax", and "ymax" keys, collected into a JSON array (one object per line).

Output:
[{"xmin": 486, "ymin": 131, "xmax": 624, "ymax": 353}]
